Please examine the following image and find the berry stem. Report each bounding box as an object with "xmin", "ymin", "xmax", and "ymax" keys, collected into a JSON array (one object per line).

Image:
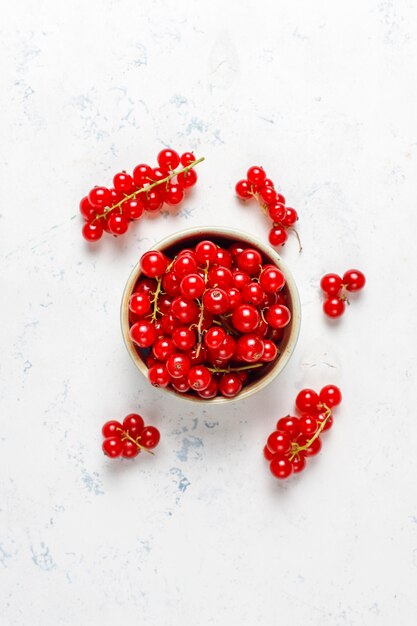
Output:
[
  {"xmin": 194, "ymin": 261, "xmax": 210, "ymax": 357},
  {"xmin": 289, "ymin": 405, "xmax": 331, "ymax": 461},
  {"xmin": 207, "ymin": 363, "xmax": 264, "ymax": 373},
  {"xmin": 117, "ymin": 428, "xmax": 155, "ymax": 455},
  {"xmin": 93, "ymin": 156, "xmax": 205, "ymax": 221}
]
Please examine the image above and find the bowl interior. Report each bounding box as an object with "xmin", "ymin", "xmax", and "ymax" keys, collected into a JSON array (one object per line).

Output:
[{"xmin": 121, "ymin": 227, "xmax": 301, "ymax": 403}]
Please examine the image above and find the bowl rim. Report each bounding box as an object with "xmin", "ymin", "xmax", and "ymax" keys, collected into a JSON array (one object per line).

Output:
[{"xmin": 121, "ymin": 226, "xmax": 301, "ymax": 404}]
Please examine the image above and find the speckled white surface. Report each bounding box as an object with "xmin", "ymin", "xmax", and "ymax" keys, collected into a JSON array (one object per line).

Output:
[{"xmin": 2, "ymin": 1, "xmax": 417, "ymax": 624}]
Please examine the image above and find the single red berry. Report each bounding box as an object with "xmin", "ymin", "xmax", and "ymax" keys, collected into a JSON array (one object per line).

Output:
[
  {"xmin": 113, "ymin": 172, "xmax": 135, "ymax": 194},
  {"xmin": 210, "ymin": 334, "xmax": 236, "ymax": 361},
  {"xmin": 232, "ymin": 270, "xmax": 251, "ymax": 290},
  {"xmin": 237, "ymin": 249, "xmax": 262, "ymax": 275},
  {"xmin": 171, "ymin": 296, "xmax": 198, "ymax": 323},
  {"xmin": 162, "ymin": 272, "xmax": 181, "ymax": 297},
  {"xmin": 261, "ymin": 339, "xmax": 278, "ymax": 362},
  {"xmin": 317, "ymin": 413, "xmax": 333, "ymax": 431},
  {"xmin": 135, "ymin": 278, "xmax": 157, "ymax": 295},
  {"xmin": 263, "ymin": 178, "xmax": 275, "ymax": 189},
  {"xmin": 102, "ymin": 437, "xmax": 123, "ymax": 458},
  {"xmin": 129, "ymin": 291, "xmax": 151, "ymax": 316},
  {"xmin": 195, "ymin": 240, "xmax": 218, "ymax": 264},
  {"xmin": 298, "ymin": 415, "xmax": 318, "ymax": 436},
  {"xmin": 204, "ymin": 327, "xmax": 226, "ymax": 350},
  {"xmin": 247, "ymin": 166, "xmax": 267, "ymax": 188},
  {"xmin": 227, "ymin": 287, "xmax": 242, "ymax": 309},
  {"xmin": 163, "ymin": 182, "xmax": 184, "ymax": 205},
  {"xmin": 276, "ymin": 193, "xmax": 286, "ymax": 205},
  {"xmin": 263, "ymin": 445, "xmax": 275, "ymax": 461},
  {"xmin": 187, "ymin": 344, "xmax": 208, "ymax": 365},
  {"xmin": 88, "ymin": 186, "xmax": 111, "ymax": 208},
  {"xmin": 130, "ymin": 321, "xmax": 157, "ymax": 348},
  {"xmin": 151, "ymin": 167, "xmax": 169, "ymax": 183},
  {"xmin": 295, "ymin": 389, "xmax": 320, "ymax": 414},
  {"xmin": 144, "ymin": 189, "xmax": 163, "ymax": 212},
  {"xmin": 260, "ymin": 267, "xmax": 285, "ymax": 293},
  {"xmin": 187, "ymin": 365, "xmax": 212, "ymax": 391},
  {"xmin": 265, "ymin": 304, "xmax": 291, "ymax": 329},
  {"xmin": 232, "ymin": 304, "xmax": 260, "ymax": 333},
  {"xmin": 123, "ymin": 198, "xmax": 144, "ymax": 220},
  {"xmin": 102, "ymin": 420, "xmax": 123, "ymax": 438},
  {"xmin": 166, "ymin": 353, "xmax": 191, "ymax": 379},
  {"xmin": 219, "ymin": 373, "xmax": 242, "ymax": 398},
  {"xmin": 177, "ymin": 169, "xmax": 197, "ymax": 188},
  {"xmin": 270, "ymin": 456, "xmax": 292, "ymax": 479},
  {"xmin": 255, "ymin": 318, "xmax": 269, "ymax": 338},
  {"xmin": 82, "ymin": 221, "xmax": 103, "ymax": 242},
  {"xmin": 291, "ymin": 454, "xmax": 306, "ymax": 473},
  {"xmin": 133, "ymin": 163, "xmax": 153, "ymax": 186},
  {"xmin": 236, "ymin": 334, "xmax": 264, "ymax": 363},
  {"xmin": 139, "ymin": 426, "xmax": 160, "ymax": 449},
  {"xmin": 320, "ymin": 273, "xmax": 343, "ymax": 296},
  {"xmin": 202, "ymin": 288, "xmax": 230, "ymax": 315},
  {"xmin": 107, "ymin": 212, "xmax": 129, "ymax": 235},
  {"xmin": 319, "ymin": 384, "xmax": 342, "ymax": 407},
  {"xmin": 152, "ymin": 337, "xmax": 175, "ymax": 361},
  {"xmin": 80, "ymin": 196, "xmax": 98, "ymax": 221},
  {"xmin": 282, "ymin": 207, "xmax": 298, "ymax": 226},
  {"xmin": 323, "ymin": 297, "xmax": 345, "ymax": 318},
  {"xmin": 140, "ymin": 250, "xmax": 168, "ymax": 278},
  {"xmin": 173, "ymin": 254, "xmax": 198, "ymax": 278},
  {"xmin": 180, "ymin": 152, "xmax": 195, "ymax": 166},
  {"xmin": 268, "ymin": 202, "xmax": 286, "ymax": 222},
  {"xmin": 122, "ymin": 440, "xmax": 140, "ymax": 458},
  {"xmin": 208, "ymin": 266, "xmax": 233, "ymax": 290},
  {"xmin": 171, "ymin": 327, "xmax": 195, "ymax": 352},
  {"xmin": 241, "ymin": 282, "xmax": 265, "ymax": 306},
  {"xmin": 266, "ymin": 430, "xmax": 291, "ymax": 455},
  {"xmin": 214, "ymin": 248, "xmax": 233, "ymax": 268},
  {"xmin": 277, "ymin": 416, "xmax": 300, "ymax": 438},
  {"xmin": 148, "ymin": 363, "xmax": 171, "ymax": 387},
  {"xmin": 269, "ymin": 227, "xmax": 288, "ymax": 247},
  {"xmin": 198, "ymin": 378, "xmax": 219, "ymax": 399},
  {"xmin": 343, "ymin": 269, "xmax": 366, "ymax": 292},
  {"xmin": 160, "ymin": 313, "xmax": 180, "ymax": 335},
  {"xmin": 172, "ymin": 378, "xmax": 191, "ymax": 393},
  {"xmin": 229, "ymin": 243, "xmax": 246, "ymax": 259},
  {"xmin": 123, "ymin": 413, "xmax": 145, "ymax": 433},
  {"xmin": 260, "ymin": 186, "xmax": 277, "ymax": 205},
  {"xmin": 157, "ymin": 148, "xmax": 180, "ymax": 170},
  {"xmin": 235, "ymin": 179, "xmax": 253, "ymax": 199}
]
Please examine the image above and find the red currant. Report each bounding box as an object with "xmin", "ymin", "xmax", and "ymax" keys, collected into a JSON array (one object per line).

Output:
[
  {"xmin": 241, "ymin": 282, "xmax": 265, "ymax": 306},
  {"xmin": 82, "ymin": 221, "xmax": 103, "ymax": 242},
  {"xmin": 122, "ymin": 440, "xmax": 140, "ymax": 458},
  {"xmin": 198, "ymin": 378, "xmax": 219, "ymax": 399},
  {"xmin": 88, "ymin": 186, "xmax": 111, "ymax": 208},
  {"xmin": 232, "ymin": 304, "xmax": 260, "ymax": 333},
  {"xmin": 267, "ymin": 431, "xmax": 291, "ymax": 455},
  {"xmin": 247, "ymin": 166, "xmax": 267, "ymax": 188},
  {"xmin": 171, "ymin": 326, "xmax": 196, "ymax": 351},
  {"xmin": 102, "ymin": 437, "xmax": 123, "ymax": 458},
  {"xmin": 129, "ymin": 292, "xmax": 151, "ymax": 316},
  {"xmin": 202, "ymin": 288, "xmax": 230, "ymax": 314},
  {"xmin": 268, "ymin": 202, "xmax": 286, "ymax": 222},
  {"xmin": 123, "ymin": 198, "xmax": 144, "ymax": 220},
  {"xmin": 282, "ymin": 207, "xmax": 298, "ymax": 226},
  {"xmin": 102, "ymin": 420, "xmax": 123, "ymax": 438},
  {"xmin": 113, "ymin": 172, "xmax": 134, "ymax": 194},
  {"xmin": 263, "ymin": 445, "xmax": 275, "ymax": 461},
  {"xmin": 269, "ymin": 227, "xmax": 288, "ymax": 246},
  {"xmin": 195, "ymin": 240, "xmax": 218, "ymax": 264},
  {"xmin": 139, "ymin": 426, "xmax": 160, "ymax": 449},
  {"xmin": 162, "ymin": 272, "xmax": 181, "ymax": 297},
  {"xmin": 173, "ymin": 254, "xmax": 197, "ymax": 278},
  {"xmin": 171, "ymin": 296, "xmax": 198, "ymax": 323},
  {"xmin": 261, "ymin": 339, "xmax": 278, "ymax": 362},
  {"xmin": 130, "ymin": 321, "xmax": 157, "ymax": 348},
  {"xmin": 291, "ymin": 454, "xmax": 306, "ymax": 473},
  {"xmin": 163, "ymin": 182, "xmax": 184, "ymax": 205},
  {"xmin": 123, "ymin": 413, "xmax": 145, "ymax": 433},
  {"xmin": 235, "ymin": 179, "xmax": 253, "ymax": 199},
  {"xmin": 232, "ymin": 270, "xmax": 251, "ymax": 289},
  {"xmin": 295, "ymin": 389, "xmax": 320, "ymax": 414},
  {"xmin": 319, "ymin": 384, "xmax": 342, "ymax": 407},
  {"xmin": 172, "ymin": 378, "xmax": 191, "ymax": 394},
  {"xmin": 265, "ymin": 304, "xmax": 291, "ymax": 329},
  {"xmin": 177, "ymin": 169, "xmax": 197, "ymax": 188},
  {"xmin": 298, "ymin": 435, "xmax": 321, "ymax": 456},
  {"xmin": 227, "ymin": 287, "xmax": 242, "ymax": 308},
  {"xmin": 236, "ymin": 334, "xmax": 264, "ymax": 363},
  {"xmin": 157, "ymin": 148, "xmax": 180, "ymax": 170},
  {"xmin": 166, "ymin": 353, "xmax": 191, "ymax": 379},
  {"xmin": 152, "ymin": 337, "xmax": 175, "ymax": 361},
  {"xmin": 107, "ymin": 212, "xmax": 129, "ymax": 235},
  {"xmin": 219, "ymin": 373, "xmax": 242, "ymax": 398},
  {"xmin": 214, "ymin": 248, "xmax": 233, "ymax": 268},
  {"xmin": 270, "ymin": 456, "xmax": 292, "ymax": 479},
  {"xmin": 187, "ymin": 365, "xmax": 212, "ymax": 391},
  {"xmin": 260, "ymin": 267, "xmax": 285, "ymax": 293},
  {"xmin": 343, "ymin": 269, "xmax": 365, "ymax": 292},
  {"xmin": 320, "ymin": 273, "xmax": 342, "ymax": 296},
  {"xmin": 277, "ymin": 416, "xmax": 300, "ymax": 438},
  {"xmin": 260, "ymin": 186, "xmax": 277, "ymax": 205},
  {"xmin": 323, "ymin": 297, "xmax": 345, "ymax": 318},
  {"xmin": 80, "ymin": 196, "xmax": 98, "ymax": 221},
  {"xmin": 298, "ymin": 415, "xmax": 318, "ymax": 436},
  {"xmin": 204, "ymin": 327, "xmax": 226, "ymax": 349},
  {"xmin": 133, "ymin": 163, "xmax": 153, "ymax": 186},
  {"xmin": 237, "ymin": 249, "xmax": 262, "ymax": 275},
  {"xmin": 148, "ymin": 364, "xmax": 171, "ymax": 387},
  {"xmin": 140, "ymin": 251, "xmax": 168, "ymax": 278},
  {"xmin": 180, "ymin": 152, "xmax": 195, "ymax": 166}
]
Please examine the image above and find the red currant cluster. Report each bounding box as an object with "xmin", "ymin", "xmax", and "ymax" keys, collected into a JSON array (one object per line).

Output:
[
  {"xmin": 321, "ymin": 269, "xmax": 366, "ymax": 318},
  {"xmin": 102, "ymin": 413, "xmax": 160, "ymax": 459},
  {"xmin": 80, "ymin": 149, "xmax": 204, "ymax": 242},
  {"xmin": 128, "ymin": 240, "xmax": 292, "ymax": 399},
  {"xmin": 235, "ymin": 166, "xmax": 301, "ymax": 250},
  {"xmin": 263, "ymin": 384, "xmax": 342, "ymax": 479}
]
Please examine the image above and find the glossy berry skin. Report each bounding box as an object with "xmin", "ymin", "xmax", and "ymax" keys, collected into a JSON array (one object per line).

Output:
[
  {"xmin": 236, "ymin": 334, "xmax": 264, "ymax": 363},
  {"xmin": 237, "ymin": 249, "xmax": 262, "ymax": 275},
  {"xmin": 173, "ymin": 254, "xmax": 197, "ymax": 278},
  {"xmin": 235, "ymin": 179, "xmax": 253, "ymax": 199},
  {"xmin": 227, "ymin": 287, "xmax": 242, "ymax": 309},
  {"xmin": 232, "ymin": 270, "xmax": 251, "ymax": 290},
  {"xmin": 215, "ymin": 248, "xmax": 233, "ymax": 268},
  {"xmin": 270, "ymin": 456, "xmax": 292, "ymax": 479},
  {"xmin": 107, "ymin": 212, "xmax": 129, "ymax": 235},
  {"xmin": 198, "ymin": 378, "xmax": 219, "ymax": 399},
  {"xmin": 102, "ymin": 420, "xmax": 123, "ymax": 438},
  {"xmin": 323, "ymin": 297, "xmax": 345, "ymax": 318},
  {"xmin": 148, "ymin": 364, "xmax": 171, "ymax": 387},
  {"xmin": 102, "ymin": 437, "xmax": 123, "ymax": 458},
  {"xmin": 122, "ymin": 440, "xmax": 140, "ymax": 458},
  {"xmin": 82, "ymin": 221, "xmax": 103, "ymax": 241},
  {"xmin": 265, "ymin": 304, "xmax": 291, "ymax": 329},
  {"xmin": 263, "ymin": 445, "xmax": 275, "ymax": 461},
  {"xmin": 166, "ymin": 353, "xmax": 191, "ymax": 379},
  {"xmin": 282, "ymin": 207, "xmax": 298, "ymax": 226},
  {"xmin": 260, "ymin": 186, "xmax": 277, "ymax": 205},
  {"xmin": 80, "ymin": 196, "xmax": 98, "ymax": 221},
  {"xmin": 291, "ymin": 454, "xmax": 306, "ymax": 473},
  {"xmin": 298, "ymin": 435, "xmax": 322, "ymax": 456},
  {"xmin": 268, "ymin": 202, "xmax": 286, "ymax": 223},
  {"xmin": 179, "ymin": 274, "xmax": 204, "ymax": 299},
  {"xmin": 266, "ymin": 431, "xmax": 291, "ymax": 455},
  {"xmin": 152, "ymin": 337, "xmax": 175, "ymax": 361},
  {"xmin": 298, "ymin": 415, "xmax": 318, "ymax": 436},
  {"xmin": 277, "ymin": 416, "xmax": 300, "ymax": 438},
  {"xmin": 123, "ymin": 198, "xmax": 144, "ymax": 220},
  {"xmin": 144, "ymin": 189, "xmax": 163, "ymax": 212},
  {"xmin": 172, "ymin": 327, "xmax": 196, "ymax": 351},
  {"xmin": 211, "ymin": 334, "xmax": 236, "ymax": 361},
  {"xmin": 204, "ymin": 327, "xmax": 226, "ymax": 350},
  {"xmin": 261, "ymin": 339, "xmax": 278, "ymax": 362},
  {"xmin": 241, "ymin": 282, "xmax": 264, "ymax": 306},
  {"xmin": 318, "ymin": 414, "xmax": 333, "ymax": 431},
  {"xmin": 171, "ymin": 296, "xmax": 198, "ymax": 323},
  {"xmin": 343, "ymin": 269, "xmax": 366, "ymax": 292},
  {"xmin": 320, "ymin": 273, "xmax": 342, "ymax": 296},
  {"xmin": 123, "ymin": 413, "xmax": 145, "ymax": 433},
  {"xmin": 163, "ymin": 182, "xmax": 184, "ymax": 205},
  {"xmin": 260, "ymin": 267, "xmax": 285, "ymax": 293},
  {"xmin": 232, "ymin": 304, "xmax": 260, "ymax": 333},
  {"xmin": 187, "ymin": 365, "xmax": 212, "ymax": 391},
  {"xmin": 177, "ymin": 169, "xmax": 197, "ymax": 188},
  {"xmin": 162, "ymin": 272, "xmax": 181, "ymax": 297},
  {"xmin": 208, "ymin": 266, "xmax": 233, "ymax": 290},
  {"xmin": 130, "ymin": 321, "xmax": 157, "ymax": 348},
  {"xmin": 157, "ymin": 148, "xmax": 180, "ymax": 170},
  {"xmin": 140, "ymin": 251, "xmax": 168, "ymax": 278},
  {"xmin": 295, "ymin": 389, "xmax": 320, "ymax": 414},
  {"xmin": 319, "ymin": 385, "xmax": 342, "ymax": 407},
  {"xmin": 133, "ymin": 163, "xmax": 153, "ymax": 186},
  {"xmin": 195, "ymin": 240, "xmax": 218, "ymax": 264},
  {"xmin": 140, "ymin": 426, "xmax": 160, "ymax": 449},
  {"xmin": 129, "ymin": 291, "xmax": 151, "ymax": 316},
  {"xmin": 181, "ymin": 152, "xmax": 195, "ymax": 166},
  {"xmin": 247, "ymin": 166, "xmax": 266, "ymax": 188},
  {"xmin": 269, "ymin": 226, "xmax": 288, "ymax": 247},
  {"xmin": 203, "ymin": 289, "xmax": 230, "ymax": 315},
  {"xmin": 88, "ymin": 186, "xmax": 111, "ymax": 208},
  {"xmin": 172, "ymin": 378, "xmax": 191, "ymax": 394},
  {"xmin": 219, "ymin": 373, "xmax": 242, "ymax": 398},
  {"xmin": 113, "ymin": 172, "xmax": 134, "ymax": 194}
]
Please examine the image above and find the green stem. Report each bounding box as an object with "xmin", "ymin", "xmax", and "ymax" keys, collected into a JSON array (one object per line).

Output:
[
  {"xmin": 289, "ymin": 405, "xmax": 331, "ymax": 461},
  {"xmin": 207, "ymin": 363, "xmax": 264, "ymax": 374}
]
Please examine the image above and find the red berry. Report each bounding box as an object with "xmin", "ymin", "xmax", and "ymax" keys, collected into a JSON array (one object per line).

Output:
[
  {"xmin": 319, "ymin": 384, "xmax": 342, "ymax": 407},
  {"xmin": 166, "ymin": 353, "xmax": 191, "ymax": 379},
  {"xmin": 82, "ymin": 221, "xmax": 103, "ymax": 242},
  {"xmin": 150, "ymin": 166, "xmax": 169, "ymax": 183},
  {"xmin": 157, "ymin": 148, "xmax": 180, "ymax": 170},
  {"xmin": 232, "ymin": 270, "xmax": 251, "ymax": 290},
  {"xmin": 152, "ymin": 337, "xmax": 175, "ymax": 361},
  {"xmin": 266, "ymin": 431, "xmax": 291, "ymax": 455},
  {"xmin": 214, "ymin": 248, "xmax": 233, "ymax": 268},
  {"xmin": 208, "ymin": 266, "xmax": 233, "ymax": 290},
  {"xmin": 140, "ymin": 251, "xmax": 168, "ymax": 278},
  {"xmin": 236, "ymin": 334, "xmax": 264, "ymax": 363},
  {"xmin": 148, "ymin": 364, "xmax": 171, "ymax": 387},
  {"xmin": 113, "ymin": 172, "xmax": 134, "ymax": 194},
  {"xmin": 202, "ymin": 288, "xmax": 230, "ymax": 314},
  {"xmin": 133, "ymin": 163, "xmax": 153, "ymax": 186},
  {"xmin": 80, "ymin": 196, "xmax": 98, "ymax": 221},
  {"xmin": 187, "ymin": 365, "xmax": 212, "ymax": 391},
  {"xmin": 259, "ymin": 267, "xmax": 285, "ymax": 293},
  {"xmin": 317, "ymin": 413, "xmax": 333, "ymax": 431},
  {"xmin": 261, "ymin": 339, "xmax": 278, "ymax": 362},
  {"xmin": 227, "ymin": 287, "xmax": 242, "ymax": 309},
  {"xmin": 144, "ymin": 189, "xmax": 163, "ymax": 211},
  {"xmin": 130, "ymin": 321, "xmax": 157, "ymax": 348},
  {"xmin": 323, "ymin": 297, "xmax": 345, "ymax": 318},
  {"xmin": 204, "ymin": 327, "xmax": 226, "ymax": 349},
  {"xmin": 263, "ymin": 178, "xmax": 274, "ymax": 189},
  {"xmin": 171, "ymin": 296, "xmax": 198, "ymax": 323},
  {"xmin": 265, "ymin": 304, "xmax": 291, "ymax": 329},
  {"xmin": 343, "ymin": 269, "xmax": 366, "ymax": 292},
  {"xmin": 237, "ymin": 249, "xmax": 262, "ymax": 275},
  {"xmin": 298, "ymin": 435, "xmax": 322, "ymax": 456},
  {"xmin": 123, "ymin": 198, "xmax": 144, "ymax": 220},
  {"xmin": 172, "ymin": 378, "xmax": 191, "ymax": 393},
  {"xmin": 122, "ymin": 440, "xmax": 140, "ymax": 458},
  {"xmin": 263, "ymin": 445, "xmax": 275, "ymax": 461},
  {"xmin": 88, "ymin": 186, "xmax": 111, "ymax": 208},
  {"xmin": 260, "ymin": 186, "xmax": 277, "ymax": 205},
  {"xmin": 241, "ymin": 282, "xmax": 265, "ymax": 306},
  {"xmin": 162, "ymin": 272, "xmax": 181, "ymax": 297},
  {"xmin": 102, "ymin": 437, "xmax": 123, "ymax": 458},
  {"xmin": 298, "ymin": 415, "xmax": 318, "ymax": 436},
  {"xmin": 232, "ymin": 304, "xmax": 260, "ymax": 333},
  {"xmin": 180, "ymin": 152, "xmax": 195, "ymax": 166},
  {"xmin": 320, "ymin": 273, "xmax": 342, "ymax": 296},
  {"xmin": 107, "ymin": 212, "xmax": 129, "ymax": 235},
  {"xmin": 135, "ymin": 278, "xmax": 157, "ymax": 295},
  {"xmin": 269, "ymin": 227, "xmax": 288, "ymax": 247},
  {"xmin": 210, "ymin": 334, "xmax": 236, "ymax": 361},
  {"xmin": 173, "ymin": 254, "xmax": 198, "ymax": 278},
  {"xmin": 187, "ymin": 344, "xmax": 208, "ymax": 365},
  {"xmin": 102, "ymin": 420, "xmax": 123, "ymax": 438},
  {"xmin": 177, "ymin": 169, "xmax": 197, "ymax": 188},
  {"xmin": 282, "ymin": 207, "xmax": 298, "ymax": 226},
  {"xmin": 235, "ymin": 179, "xmax": 253, "ymax": 199},
  {"xmin": 229, "ymin": 243, "xmax": 246, "ymax": 259},
  {"xmin": 172, "ymin": 327, "xmax": 196, "ymax": 351},
  {"xmin": 160, "ymin": 313, "xmax": 180, "ymax": 335},
  {"xmin": 139, "ymin": 426, "xmax": 160, "ymax": 449},
  {"xmin": 198, "ymin": 378, "xmax": 219, "ymax": 399},
  {"xmin": 123, "ymin": 413, "xmax": 145, "ymax": 433},
  {"xmin": 268, "ymin": 202, "xmax": 286, "ymax": 222},
  {"xmin": 295, "ymin": 389, "xmax": 320, "ymax": 413},
  {"xmin": 269, "ymin": 456, "xmax": 292, "ymax": 479},
  {"xmin": 129, "ymin": 292, "xmax": 151, "ymax": 316},
  {"xmin": 163, "ymin": 182, "xmax": 184, "ymax": 205},
  {"xmin": 276, "ymin": 416, "xmax": 300, "ymax": 438},
  {"xmin": 195, "ymin": 240, "xmax": 218, "ymax": 264},
  {"xmin": 247, "ymin": 166, "xmax": 267, "ymax": 188},
  {"xmin": 291, "ymin": 454, "xmax": 306, "ymax": 473},
  {"xmin": 219, "ymin": 373, "xmax": 242, "ymax": 398}
]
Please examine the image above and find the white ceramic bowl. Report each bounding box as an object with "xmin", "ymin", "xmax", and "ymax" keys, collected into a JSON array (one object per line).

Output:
[{"xmin": 121, "ymin": 226, "xmax": 301, "ymax": 403}]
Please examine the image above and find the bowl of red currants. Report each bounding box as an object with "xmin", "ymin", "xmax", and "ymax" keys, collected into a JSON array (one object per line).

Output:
[{"xmin": 121, "ymin": 227, "xmax": 301, "ymax": 403}]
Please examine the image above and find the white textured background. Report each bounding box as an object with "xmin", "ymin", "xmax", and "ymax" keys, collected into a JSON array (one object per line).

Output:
[{"xmin": 2, "ymin": 1, "xmax": 417, "ymax": 624}]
